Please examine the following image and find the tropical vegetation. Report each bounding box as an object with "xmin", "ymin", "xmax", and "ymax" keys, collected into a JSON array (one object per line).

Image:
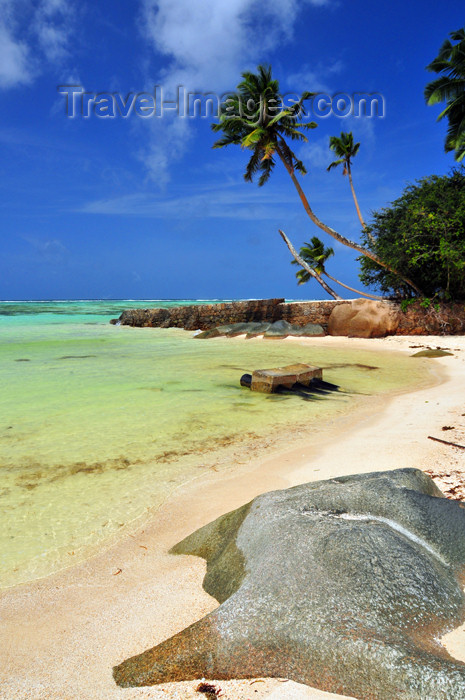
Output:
[
  {"xmin": 291, "ymin": 236, "xmax": 382, "ymax": 299},
  {"xmin": 211, "ymin": 65, "xmax": 422, "ymax": 295},
  {"xmin": 425, "ymin": 27, "xmax": 465, "ymax": 162},
  {"xmin": 358, "ymin": 168, "xmax": 465, "ymax": 300}
]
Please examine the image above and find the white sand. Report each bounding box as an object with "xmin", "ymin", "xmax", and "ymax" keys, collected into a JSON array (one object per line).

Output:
[{"xmin": 1, "ymin": 335, "xmax": 465, "ymax": 700}]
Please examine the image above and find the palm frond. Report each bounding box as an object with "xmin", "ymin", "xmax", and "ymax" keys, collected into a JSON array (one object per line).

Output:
[
  {"xmin": 291, "ymin": 236, "xmax": 335, "ymax": 281},
  {"xmin": 211, "ymin": 64, "xmax": 317, "ymax": 183},
  {"xmin": 327, "ymin": 158, "xmax": 344, "ymax": 172},
  {"xmin": 258, "ymin": 156, "xmax": 275, "ymax": 186},
  {"xmin": 425, "ymin": 26, "xmax": 465, "ymax": 160}
]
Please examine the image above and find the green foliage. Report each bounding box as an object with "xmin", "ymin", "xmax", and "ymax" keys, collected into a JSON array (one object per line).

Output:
[
  {"xmin": 400, "ymin": 297, "xmax": 441, "ymax": 313},
  {"xmin": 424, "ymin": 27, "xmax": 465, "ymax": 162},
  {"xmin": 400, "ymin": 298, "xmax": 416, "ymax": 312},
  {"xmin": 211, "ymin": 64, "xmax": 317, "ymax": 186},
  {"xmin": 358, "ymin": 168, "xmax": 465, "ymax": 300},
  {"xmin": 327, "ymin": 132, "xmax": 360, "ymax": 175},
  {"xmin": 290, "ymin": 237, "xmax": 334, "ymax": 284}
]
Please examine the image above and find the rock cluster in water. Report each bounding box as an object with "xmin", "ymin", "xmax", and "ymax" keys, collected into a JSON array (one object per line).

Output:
[
  {"xmin": 114, "ymin": 469, "xmax": 465, "ymax": 699},
  {"xmin": 195, "ymin": 320, "xmax": 325, "ymax": 339}
]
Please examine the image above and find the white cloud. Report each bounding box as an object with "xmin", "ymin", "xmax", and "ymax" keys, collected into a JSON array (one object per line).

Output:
[
  {"xmin": 0, "ymin": 0, "xmax": 75, "ymax": 90},
  {"xmin": 298, "ymin": 135, "xmax": 331, "ymax": 170},
  {"xmin": 23, "ymin": 236, "xmax": 69, "ymax": 263},
  {"xmin": 297, "ymin": 119, "xmax": 376, "ymax": 171},
  {"xmin": 138, "ymin": 0, "xmax": 332, "ymax": 181},
  {"xmin": 343, "ymin": 115, "xmax": 376, "ymax": 146},
  {"xmin": 0, "ymin": 23, "xmax": 30, "ymax": 88},
  {"xmin": 34, "ymin": 0, "xmax": 74, "ymax": 63},
  {"xmin": 287, "ymin": 60, "xmax": 344, "ymax": 94},
  {"xmin": 137, "ymin": 116, "xmax": 193, "ymax": 188},
  {"xmin": 0, "ymin": 0, "xmax": 32, "ymax": 88},
  {"xmin": 79, "ymin": 181, "xmax": 297, "ymax": 220},
  {"xmin": 140, "ymin": 0, "xmax": 330, "ymax": 92}
]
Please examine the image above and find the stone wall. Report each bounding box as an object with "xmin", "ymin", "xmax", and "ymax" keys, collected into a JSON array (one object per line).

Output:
[
  {"xmin": 115, "ymin": 299, "xmax": 286, "ymax": 331},
  {"xmin": 278, "ymin": 300, "xmax": 348, "ymax": 327},
  {"xmin": 395, "ymin": 301, "xmax": 465, "ymax": 335},
  {"xmin": 113, "ymin": 298, "xmax": 465, "ymax": 336}
]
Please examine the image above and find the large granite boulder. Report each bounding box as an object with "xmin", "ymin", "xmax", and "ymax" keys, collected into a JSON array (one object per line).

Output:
[
  {"xmin": 328, "ymin": 299, "xmax": 399, "ymax": 338},
  {"xmin": 114, "ymin": 469, "xmax": 465, "ymax": 699}
]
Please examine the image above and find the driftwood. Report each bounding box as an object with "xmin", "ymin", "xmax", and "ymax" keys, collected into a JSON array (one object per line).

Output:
[{"xmin": 428, "ymin": 436, "xmax": 465, "ymax": 450}]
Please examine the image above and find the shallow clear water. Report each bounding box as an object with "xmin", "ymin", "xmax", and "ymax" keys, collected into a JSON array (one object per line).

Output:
[{"xmin": 0, "ymin": 300, "xmax": 431, "ymax": 588}]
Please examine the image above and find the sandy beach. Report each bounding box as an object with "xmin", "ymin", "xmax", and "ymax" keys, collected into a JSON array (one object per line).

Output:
[{"xmin": 2, "ymin": 334, "xmax": 465, "ymax": 700}]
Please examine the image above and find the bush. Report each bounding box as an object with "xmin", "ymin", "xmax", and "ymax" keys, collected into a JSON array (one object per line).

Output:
[{"xmin": 359, "ymin": 168, "xmax": 465, "ymax": 300}]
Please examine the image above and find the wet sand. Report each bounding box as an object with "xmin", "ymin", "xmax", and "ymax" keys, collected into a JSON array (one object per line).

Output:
[{"xmin": 2, "ymin": 335, "xmax": 465, "ymax": 700}]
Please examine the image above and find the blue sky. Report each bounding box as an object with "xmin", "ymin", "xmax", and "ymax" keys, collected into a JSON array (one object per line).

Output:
[{"xmin": 0, "ymin": 0, "xmax": 463, "ymax": 301}]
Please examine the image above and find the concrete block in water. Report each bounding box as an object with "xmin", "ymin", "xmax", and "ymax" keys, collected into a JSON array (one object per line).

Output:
[{"xmin": 250, "ymin": 363, "xmax": 323, "ymax": 393}]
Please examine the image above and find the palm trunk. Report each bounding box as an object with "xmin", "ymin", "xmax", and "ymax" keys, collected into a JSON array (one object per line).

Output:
[
  {"xmin": 346, "ymin": 166, "xmax": 378, "ymax": 247},
  {"xmin": 275, "ymin": 143, "xmax": 423, "ymax": 296},
  {"xmin": 347, "ymin": 166, "xmax": 366, "ymax": 228},
  {"xmin": 324, "ymin": 271, "xmax": 384, "ymax": 300},
  {"xmin": 278, "ymin": 229, "xmax": 342, "ymax": 300}
]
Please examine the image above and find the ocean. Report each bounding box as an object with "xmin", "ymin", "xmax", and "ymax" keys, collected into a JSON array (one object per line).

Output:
[{"xmin": 0, "ymin": 300, "xmax": 431, "ymax": 588}]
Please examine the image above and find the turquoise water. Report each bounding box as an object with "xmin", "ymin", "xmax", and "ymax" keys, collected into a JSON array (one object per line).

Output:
[{"xmin": 0, "ymin": 300, "xmax": 431, "ymax": 588}]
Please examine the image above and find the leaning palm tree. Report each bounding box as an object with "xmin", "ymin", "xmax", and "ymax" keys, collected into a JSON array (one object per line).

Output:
[
  {"xmin": 327, "ymin": 132, "xmax": 372, "ymax": 239},
  {"xmin": 284, "ymin": 234, "xmax": 340, "ymax": 299},
  {"xmin": 293, "ymin": 236, "xmax": 334, "ymax": 279},
  {"xmin": 425, "ymin": 27, "xmax": 465, "ymax": 162},
  {"xmin": 212, "ymin": 65, "xmax": 422, "ymax": 295},
  {"xmin": 290, "ymin": 236, "xmax": 383, "ymax": 299}
]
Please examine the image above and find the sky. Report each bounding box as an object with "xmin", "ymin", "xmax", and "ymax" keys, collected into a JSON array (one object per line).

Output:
[{"xmin": 0, "ymin": 0, "xmax": 463, "ymax": 301}]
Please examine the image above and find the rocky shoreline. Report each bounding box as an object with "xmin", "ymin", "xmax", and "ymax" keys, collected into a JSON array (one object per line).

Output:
[{"xmin": 112, "ymin": 298, "xmax": 465, "ymax": 337}]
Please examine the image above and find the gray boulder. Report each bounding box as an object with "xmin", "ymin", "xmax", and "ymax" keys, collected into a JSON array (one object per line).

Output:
[
  {"xmin": 291, "ymin": 322, "xmax": 325, "ymax": 337},
  {"xmin": 244, "ymin": 322, "xmax": 271, "ymax": 337},
  {"xmin": 194, "ymin": 327, "xmax": 222, "ymax": 339},
  {"xmin": 114, "ymin": 469, "xmax": 465, "ymax": 698},
  {"xmin": 215, "ymin": 323, "xmax": 247, "ymax": 336},
  {"xmin": 263, "ymin": 319, "xmax": 295, "ymax": 338}
]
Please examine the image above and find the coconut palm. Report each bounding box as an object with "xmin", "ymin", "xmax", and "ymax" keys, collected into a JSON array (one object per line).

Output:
[
  {"xmin": 425, "ymin": 27, "xmax": 465, "ymax": 162},
  {"xmin": 292, "ymin": 236, "xmax": 334, "ymax": 279},
  {"xmin": 212, "ymin": 64, "xmax": 422, "ymax": 295},
  {"xmin": 279, "ymin": 230, "xmax": 341, "ymax": 299},
  {"xmin": 212, "ymin": 64, "xmax": 315, "ymax": 186},
  {"xmin": 290, "ymin": 236, "xmax": 383, "ymax": 299},
  {"xmin": 327, "ymin": 132, "xmax": 370, "ymax": 236}
]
